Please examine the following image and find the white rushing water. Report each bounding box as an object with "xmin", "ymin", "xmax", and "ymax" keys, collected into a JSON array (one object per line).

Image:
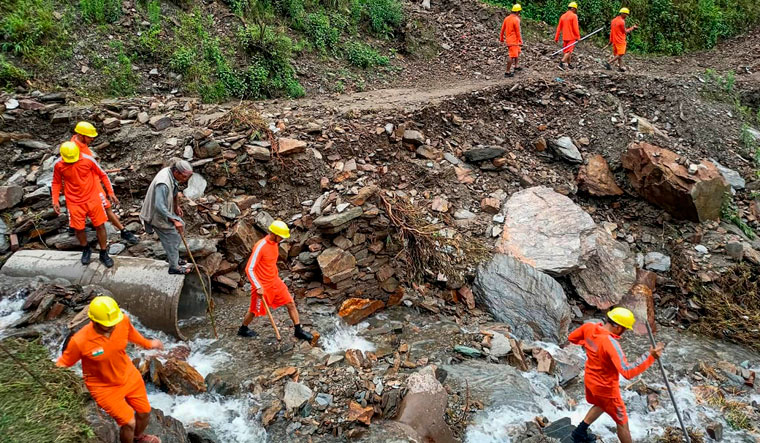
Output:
[
  {"xmin": 319, "ymin": 319, "xmax": 376, "ymax": 354},
  {"xmin": 0, "ymin": 294, "xmax": 25, "ymax": 331}
]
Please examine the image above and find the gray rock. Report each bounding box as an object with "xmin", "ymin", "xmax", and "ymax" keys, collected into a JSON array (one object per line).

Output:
[
  {"xmin": 0, "ymin": 219, "xmax": 8, "ymax": 235},
  {"xmin": 473, "ymin": 254, "xmax": 571, "ymax": 343},
  {"xmin": 384, "ymin": 123, "xmax": 394, "ymax": 135},
  {"xmin": 108, "ymin": 243, "xmax": 126, "ymax": 255},
  {"xmin": 497, "ymin": 186, "xmax": 597, "ymax": 276},
  {"xmin": 283, "ymin": 381, "xmax": 313, "ymax": 410},
  {"xmin": 551, "ymin": 137, "xmax": 582, "ymax": 163},
  {"xmin": 454, "ymin": 345, "xmax": 482, "ymax": 358},
  {"xmin": 220, "ymin": 202, "xmax": 241, "ymax": 219},
  {"xmin": 149, "ymin": 114, "xmax": 172, "ymax": 131},
  {"xmin": 144, "ymin": 408, "xmax": 189, "ymax": 443},
  {"xmin": 184, "ymin": 173, "xmax": 207, "ymax": 199},
  {"xmin": 178, "ymin": 237, "xmax": 218, "ymax": 258},
  {"xmin": 464, "ymin": 147, "xmax": 506, "ymax": 163},
  {"xmin": 570, "ymin": 228, "xmax": 636, "ymax": 310},
  {"xmin": 16, "ymin": 140, "xmax": 51, "ymax": 150},
  {"xmin": 4, "ymin": 98, "xmax": 19, "ymax": 110},
  {"xmin": 402, "ymin": 130, "xmax": 425, "ymax": 146},
  {"xmin": 443, "ymin": 152, "xmax": 460, "ymax": 165},
  {"xmin": 182, "ymin": 145, "xmax": 194, "ymax": 160},
  {"xmin": 725, "ymin": 242, "xmax": 744, "ymax": 261},
  {"xmin": 644, "ymin": 252, "xmax": 671, "ymax": 272},
  {"xmin": 137, "ymin": 112, "xmax": 150, "ymax": 124},
  {"xmin": 489, "ymin": 332, "xmax": 510, "ymax": 358},
  {"xmin": 246, "ymin": 145, "xmax": 270, "ymax": 161},
  {"xmin": 695, "ymin": 244, "xmax": 709, "ymax": 255},
  {"xmin": 51, "ymin": 110, "xmax": 72, "ymax": 124},
  {"xmin": 0, "ymin": 186, "xmax": 24, "ymax": 210},
  {"xmin": 453, "ymin": 209, "xmax": 475, "ymax": 220},
  {"xmin": 442, "ymin": 360, "xmax": 535, "ymax": 410},
  {"xmin": 22, "ymin": 186, "xmax": 50, "ymax": 203},
  {"xmin": 711, "ymin": 159, "xmax": 745, "ymax": 190},
  {"xmin": 6, "ymin": 168, "xmax": 27, "ymax": 186},
  {"xmin": 314, "ymin": 206, "xmax": 363, "ymax": 233},
  {"xmin": 315, "ymin": 393, "xmax": 333, "ymax": 408},
  {"xmin": 253, "ymin": 211, "xmax": 275, "ymax": 233},
  {"xmin": 0, "ymin": 235, "xmax": 8, "ymax": 253}
]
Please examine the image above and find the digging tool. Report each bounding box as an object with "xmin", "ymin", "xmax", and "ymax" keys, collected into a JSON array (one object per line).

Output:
[
  {"xmin": 645, "ymin": 321, "xmax": 690, "ymax": 443},
  {"xmin": 179, "ymin": 231, "xmax": 218, "ymax": 339},
  {"xmin": 258, "ymin": 290, "xmax": 281, "ymax": 341},
  {"xmin": 105, "ymin": 165, "xmax": 135, "ymax": 174},
  {"xmin": 551, "ymin": 26, "xmax": 605, "ymax": 56}
]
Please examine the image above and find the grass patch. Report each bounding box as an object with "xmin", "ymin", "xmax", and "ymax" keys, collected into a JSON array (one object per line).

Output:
[
  {"xmin": 0, "ymin": 0, "xmax": 71, "ymax": 68},
  {"xmin": 344, "ymin": 41, "xmax": 388, "ymax": 68},
  {"xmin": 0, "ymin": 54, "xmax": 28, "ymax": 89},
  {"xmin": 305, "ymin": 11, "xmax": 341, "ymax": 53},
  {"xmin": 721, "ymin": 193, "xmax": 756, "ymax": 240},
  {"xmin": 80, "ymin": 0, "xmax": 122, "ymax": 24},
  {"xmin": 0, "ymin": 338, "xmax": 94, "ymax": 442},
  {"xmin": 103, "ymin": 41, "xmax": 138, "ymax": 96}
]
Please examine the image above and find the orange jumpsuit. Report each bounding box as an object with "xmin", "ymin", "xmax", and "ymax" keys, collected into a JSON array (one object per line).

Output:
[
  {"xmin": 610, "ymin": 15, "xmax": 628, "ymax": 56},
  {"xmin": 568, "ymin": 322, "xmax": 655, "ymax": 425},
  {"xmin": 555, "ymin": 10, "xmax": 580, "ymax": 53},
  {"xmin": 52, "ymin": 154, "xmax": 113, "ymax": 230},
  {"xmin": 57, "ymin": 315, "xmax": 153, "ymax": 426},
  {"xmin": 500, "ymin": 14, "xmax": 523, "ymax": 58},
  {"xmin": 71, "ymin": 135, "xmax": 111, "ymax": 209},
  {"xmin": 245, "ymin": 237, "xmax": 293, "ymax": 316}
]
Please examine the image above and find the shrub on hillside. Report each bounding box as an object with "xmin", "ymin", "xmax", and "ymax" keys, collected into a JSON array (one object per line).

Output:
[
  {"xmin": 344, "ymin": 41, "xmax": 389, "ymax": 68},
  {"xmin": 80, "ymin": 0, "xmax": 122, "ymax": 24},
  {"xmin": 238, "ymin": 24, "xmax": 304, "ymax": 98},
  {"xmin": 0, "ymin": 54, "xmax": 29, "ymax": 89},
  {"xmin": 0, "ymin": 0, "xmax": 69, "ymax": 66},
  {"xmin": 305, "ymin": 12, "xmax": 341, "ymax": 53},
  {"xmin": 362, "ymin": 0, "xmax": 403, "ymax": 37}
]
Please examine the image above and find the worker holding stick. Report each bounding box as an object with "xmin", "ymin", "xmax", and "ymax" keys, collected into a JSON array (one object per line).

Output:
[
  {"xmin": 238, "ymin": 221, "xmax": 313, "ymax": 342},
  {"xmin": 555, "ymin": 2, "xmax": 581, "ymax": 70},
  {"xmin": 605, "ymin": 7, "xmax": 638, "ymax": 72}
]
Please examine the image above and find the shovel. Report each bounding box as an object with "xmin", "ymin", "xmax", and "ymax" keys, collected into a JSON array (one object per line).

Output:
[{"xmin": 645, "ymin": 321, "xmax": 690, "ymax": 442}]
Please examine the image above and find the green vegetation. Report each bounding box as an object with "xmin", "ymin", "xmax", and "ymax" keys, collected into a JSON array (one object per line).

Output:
[
  {"xmin": 305, "ymin": 11, "xmax": 341, "ymax": 53},
  {"xmin": 484, "ymin": 0, "xmax": 760, "ymax": 55},
  {"xmin": 362, "ymin": 0, "xmax": 403, "ymax": 37},
  {"xmin": 0, "ymin": 54, "xmax": 28, "ymax": 89},
  {"xmin": 0, "ymin": 0, "xmax": 71, "ymax": 68},
  {"xmin": 103, "ymin": 42, "xmax": 138, "ymax": 96},
  {"xmin": 721, "ymin": 193, "xmax": 756, "ymax": 239},
  {"xmin": 344, "ymin": 41, "xmax": 389, "ymax": 68},
  {"xmin": 0, "ymin": 338, "xmax": 94, "ymax": 442},
  {"xmin": 80, "ymin": 0, "xmax": 122, "ymax": 24}
]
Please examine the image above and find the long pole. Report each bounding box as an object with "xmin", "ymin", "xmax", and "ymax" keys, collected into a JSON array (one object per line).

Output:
[
  {"xmin": 645, "ymin": 321, "xmax": 690, "ymax": 443},
  {"xmin": 551, "ymin": 26, "xmax": 605, "ymax": 56},
  {"xmin": 179, "ymin": 231, "xmax": 218, "ymax": 339},
  {"xmin": 260, "ymin": 293, "xmax": 281, "ymax": 341}
]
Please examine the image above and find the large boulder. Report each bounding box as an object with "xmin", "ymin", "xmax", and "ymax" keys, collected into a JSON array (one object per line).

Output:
[
  {"xmin": 497, "ymin": 186, "xmax": 597, "ymax": 276},
  {"xmin": 313, "ymin": 206, "xmax": 363, "ymax": 234},
  {"xmin": 158, "ymin": 358, "xmax": 207, "ymax": 395},
  {"xmin": 396, "ymin": 366, "xmax": 456, "ymax": 443},
  {"xmin": 144, "ymin": 408, "xmax": 190, "ymax": 443},
  {"xmin": 317, "ymin": 247, "xmax": 357, "ymax": 284},
  {"xmin": 0, "ymin": 186, "xmax": 23, "ymax": 210},
  {"xmin": 570, "ymin": 228, "xmax": 636, "ymax": 309},
  {"xmin": 224, "ymin": 221, "xmax": 262, "ymax": 263},
  {"xmin": 577, "ymin": 154, "xmax": 623, "ymax": 196},
  {"xmin": 473, "ymin": 254, "xmax": 571, "ymax": 343},
  {"xmin": 621, "ymin": 143, "xmax": 729, "ymax": 222},
  {"xmin": 339, "ymin": 298, "xmax": 385, "ymax": 325}
]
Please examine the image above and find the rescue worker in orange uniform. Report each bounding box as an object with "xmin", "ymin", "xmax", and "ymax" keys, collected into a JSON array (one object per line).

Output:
[
  {"xmin": 71, "ymin": 121, "xmax": 139, "ymax": 245},
  {"xmin": 555, "ymin": 2, "xmax": 581, "ymax": 70},
  {"xmin": 605, "ymin": 8, "xmax": 638, "ymax": 72},
  {"xmin": 238, "ymin": 220, "xmax": 313, "ymax": 342},
  {"xmin": 568, "ymin": 308, "xmax": 664, "ymax": 443},
  {"xmin": 500, "ymin": 4, "xmax": 523, "ymax": 77},
  {"xmin": 52, "ymin": 142, "xmax": 116, "ymax": 267},
  {"xmin": 57, "ymin": 296, "xmax": 164, "ymax": 443}
]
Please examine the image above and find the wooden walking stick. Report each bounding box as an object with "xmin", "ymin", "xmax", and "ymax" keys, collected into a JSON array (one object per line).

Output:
[
  {"xmin": 179, "ymin": 231, "xmax": 218, "ymax": 339},
  {"xmin": 257, "ymin": 290, "xmax": 281, "ymax": 341}
]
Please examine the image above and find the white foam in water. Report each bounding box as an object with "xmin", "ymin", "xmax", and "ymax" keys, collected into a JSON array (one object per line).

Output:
[
  {"xmin": 0, "ymin": 295, "xmax": 25, "ymax": 331},
  {"xmin": 320, "ymin": 319, "xmax": 376, "ymax": 354},
  {"xmin": 148, "ymin": 390, "xmax": 267, "ymax": 443}
]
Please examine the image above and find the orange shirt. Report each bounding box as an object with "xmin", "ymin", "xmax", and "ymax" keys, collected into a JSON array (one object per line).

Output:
[
  {"xmin": 51, "ymin": 154, "xmax": 114, "ymax": 205},
  {"xmin": 56, "ymin": 315, "xmax": 153, "ymax": 388},
  {"xmin": 568, "ymin": 322, "xmax": 654, "ymax": 397},
  {"xmin": 555, "ymin": 10, "xmax": 580, "ymax": 42},
  {"xmin": 71, "ymin": 135, "xmax": 94, "ymax": 157},
  {"xmin": 500, "ymin": 14, "xmax": 523, "ymax": 46},
  {"xmin": 245, "ymin": 237, "xmax": 282, "ymax": 291},
  {"xmin": 610, "ymin": 15, "xmax": 627, "ymax": 46}
]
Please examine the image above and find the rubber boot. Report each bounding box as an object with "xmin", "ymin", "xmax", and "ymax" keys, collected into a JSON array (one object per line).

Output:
[
  {"xmin": 120, "ymin": 230, "xmax": 139, "ymax": 245},
  {"xmin": 81, "ymin": 246, "xmax": 92, "ymax": 265},
  {"xmin": 294, "ymin": 325, "xmax": 313, "ymax": 342},
  {"xmin": 99, "ymin": 250, "xmax": 114, "ymax": 268},
  {"xmin": 238, "ymin": 325, "xmax": 258, "ymax": 338}
]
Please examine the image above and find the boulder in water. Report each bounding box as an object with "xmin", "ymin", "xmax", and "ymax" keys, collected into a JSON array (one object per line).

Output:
[{"xmin": 396, "ymin": 366, "xmax": 456, "ymax": 443}]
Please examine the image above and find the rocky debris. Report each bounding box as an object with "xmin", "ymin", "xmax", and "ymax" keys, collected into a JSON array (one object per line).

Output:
[
  {"xmin": 711, "ymin": 159, "xmax": 745, "ymax": 191},
  {"xmin": 348, "ymin": 401, "xmax": 374, "ymax": 425},
  {"xmin": 431, "ymin": 197, "xmax": 449, "ymax": 212},
  {"xmin": 644, "ymin": 252, "xmax": 671, "ymax": 272},
  {"xmin": 149, "ymin": 114, "xmax": 171, "ymax": 131},
  {"xmin": 283, "ymin": 381, "xmax": 312, "ymax": 410},
  {"xmin": 317, "ymin": 247, "xmax": 357, "ymax": 284},
  {"xmin": 0, "ymin": 186, "xmax": 24, "ymax": 210},
  {"xmin": 577, "ymin": 154, "xmax": 623, "ymax": 196},
  {"xmin": 339, "ymin": 298, "xmax": 385, "ymax": 325},
  {"xmin": 473, "ymin": 254, "xmax": 572, "ymax": 343},
  {"xmin": 396, "ymin": 366, "xmax": 456, "ymax": 443},
  {"xmin": 224, "ymin": 221, "xmax": 262, "ymax": 264},
  {"xmin": 706, "ymin": 422, "xmax": 723, "ymax": 441},
  {"xmin": 497, "ymin": 186, "xmax": 597, "ymax": 276},
  {"xmin": 313, "ymin": 206, "xmax": 362, "ymax": 233},
  {"xmin": 402, "ymin": 130, "xmax": 425, "ymax": 147},
  {"xmin": 622, "ymin": 143, "xmax": 729, "ymax": 222},
  {"xmin": 463, "ymin": 147, "xmax": 505, "ymax": 163},
  {"xmin": 274, "ymin": 138, "xmax": 306, "ymax": 155},
  {"xmin": 480, "ymin": 198, "xmax": 501, "ymax": 214},
  {"xmin": 157, "ymin": 358, "xmax": 207, "ymax": 395},
  {"xmin": 184, "ymin": 173, "xmax": 207, "ymax": 200},
  {"xmin": 620, "ymin": 283, "xmax": 656, "ymax": 336},
  {"xmin": 725, "ymin": 242, "xmax": 744, "ymax": 261},
  {"xmin": 454, "ymin": 345, "xmax": 482, "ymax": 358},
  {"xmin": 570, "ymin": 228, "xmax": 636, "ymax": 309},
  {"xmin": 550, "ymin": 136, "xmax": 582, "ymax": 163},
  {"xmin": 144, "ymin": 408, "xmax": 190, "ymax": 443}
]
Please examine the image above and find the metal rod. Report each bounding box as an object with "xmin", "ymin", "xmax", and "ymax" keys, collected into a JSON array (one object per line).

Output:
[
  {"xmin": 551, "ymin": 26, "xmax": 606, "ymax": 56},
  {"xmin": 645, "ymin": 321, "xmax": 690, "ymax": 443},
  {"xmin": 179, "ymin": 231, "xmax": 218, "ymax": 339}
]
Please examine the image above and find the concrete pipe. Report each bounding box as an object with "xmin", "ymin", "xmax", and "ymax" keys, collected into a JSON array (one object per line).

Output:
[{"xmin": 0, "ymin": 250, "xmax": 209, "ymax": 340}]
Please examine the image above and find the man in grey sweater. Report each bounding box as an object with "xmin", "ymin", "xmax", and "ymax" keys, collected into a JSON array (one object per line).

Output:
[{"xmin": 140, "ymin": 160, "xmax": 193, "ymax": 274}]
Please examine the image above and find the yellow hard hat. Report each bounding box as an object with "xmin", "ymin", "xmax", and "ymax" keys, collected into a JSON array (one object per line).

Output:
[
  {"xmin": 269, "ymin": 220, "xmax": 291, "ymax": 239},
  {"xmin": 512, "ymin": 4, "xmax": 522, "ymax": 12},
  {"xmin": 74, "ymin": 121, "xmax": 98, "ymax": 138},
  {"xmin": 619, "ymin": 7, "xmax": 630, "ymax": 14},
  {"xmin": 607, "ymin": 307, "xmax": 635, "ymax": 330},
  {"xmin": 568, "ymin": 2, "xmax": 578, "ymax": 8},
  {"xmin": 88, "ymin": 296, "xmax": 124, "ymax": 327},
  {"xmin": 60, "ymin": 141, "xmax": 80, "ymax": 163}
]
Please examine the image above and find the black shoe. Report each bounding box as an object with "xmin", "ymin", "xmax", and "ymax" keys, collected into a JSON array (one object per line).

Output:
[
  {"xmin": 558, "ymin": 62, "xmax": 566, "ymax": 71},
  {"xmin": 505, "ymin": 71, "xmax": 514, "ymax": 77},
  {"xmin": 81, "ymin": 247, "xmax": 92, "ymax": 265},
  {"xmin": 120, "ymin": 230, "xmax": 139, "ymax": 245},
  {"xmin": 571, "ymin": 427, "xmax": 597, "ymax": 443},
  {"xmin": 238, "ymin": 326, "xmax": 258, "ymax": 338},
  {"xmin": 568, "ymin": 64, "xmax": 575, "ymax": 70},
  {"xmin": 294, "ymin": 326, "xmax": 313, "ymax": 342},
  {"xmin": 514, "ymin": 66, "xmax": 523, "ymax": 71},
  {"xmin": 99, "ymin": 250, "xmax": 114, "ymax": 268},
  {"xmin": 604, "ymin": 62, "xmax": 612, "ymax": 70}
]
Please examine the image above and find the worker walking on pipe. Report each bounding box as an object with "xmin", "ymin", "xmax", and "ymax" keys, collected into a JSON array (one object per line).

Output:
[
  {"xmin": 52, "ymin": 142, "xmax": 116, "ymax": 268},
  {"xmin": 57, "ymin": 296, "xmax": 164, "ymax": 443},
  {"xmin": 605, "ymin": 8, "xmax": 638, "ymax": 72},
  {"xmin": 499, "ymin": 4, "xmax": 523, "ymax": 78},
  {"xmin": 238, "ymin": 221, "xmax": 313, "ymax": 342},
  {"xmin": 568, "ymin": 307, "xmax": 665, "ymax": 443},
  {"xmin": 140, "ymin": 160, "xmax": 194, "ymax": 275},
  {"xmin": 555, "ymin": 2, "xmax": 581, "ymax": 70},
  {"xmin": 71, "ymin": 121, "xmax": 140, "ymax": 245}
]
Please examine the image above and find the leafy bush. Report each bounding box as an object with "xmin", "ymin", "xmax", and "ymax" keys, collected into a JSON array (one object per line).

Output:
[
  {"xmin": 238, "ymin": 24, "xmax": 304, "ymax": 98},
  {"xmin": 80, "ymin": 0, "xmax": 122, "ymax": 24},
  {"xmin": 146, "ymin": 0, "xmax": 161, "ymax": 24},
  {"xmin": 344, "ymin": 41, "xmax": 388, "ymax": 68},
  {"xmin": 305, "ymin": 12, "xmax": 340, "ymax": 52},
  {"xmin": 361, "ymin": 0, "xmax": 403, "ymax": 37},
  {"xmin": 170, "ymin": 46, "xmax": 196, "ymax": 73},
  {"xmin": 104, "ymin": 42, "xmax": 137, "ymax": 96},
  {"xmin": 0, "ymin": 54, "xmax": 28, "ymax": 88},
  {"xmin": 0, "ymin": 0, "xmax": 69, "ymax": 66},
  {"xmin": 274, "ymin": 0, "xmax": 307, "ymax": 29}
]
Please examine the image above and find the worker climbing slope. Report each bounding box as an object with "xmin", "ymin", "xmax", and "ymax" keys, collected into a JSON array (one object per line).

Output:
[
  {"xmin": 555, "ymin": 2, "xmax": 581, "ymax": 70},
  {"xmin": 57, "ymin": 296, "xmax": 164, "ymax": 443},
  {"xmin": 238, "ymin": 221, "xmax": 313, "ymax": 342},
  {"xmin": 606, "ymin": 8, "xmax": 638, "ymax": 72},
  {"xmin": 70, "ymin": 121, "xmax": 139, "ymax": 245},
  {"xmin": 500, "ymin": 4, "xmax": 523, "ymax": 77},
  {"xmin": 52, "ymin": 142, "xmax": 116, "ymax": 268},
  {"xmin": 567, "ymin": 307, "xmax": 664, "ymax": 443}
]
